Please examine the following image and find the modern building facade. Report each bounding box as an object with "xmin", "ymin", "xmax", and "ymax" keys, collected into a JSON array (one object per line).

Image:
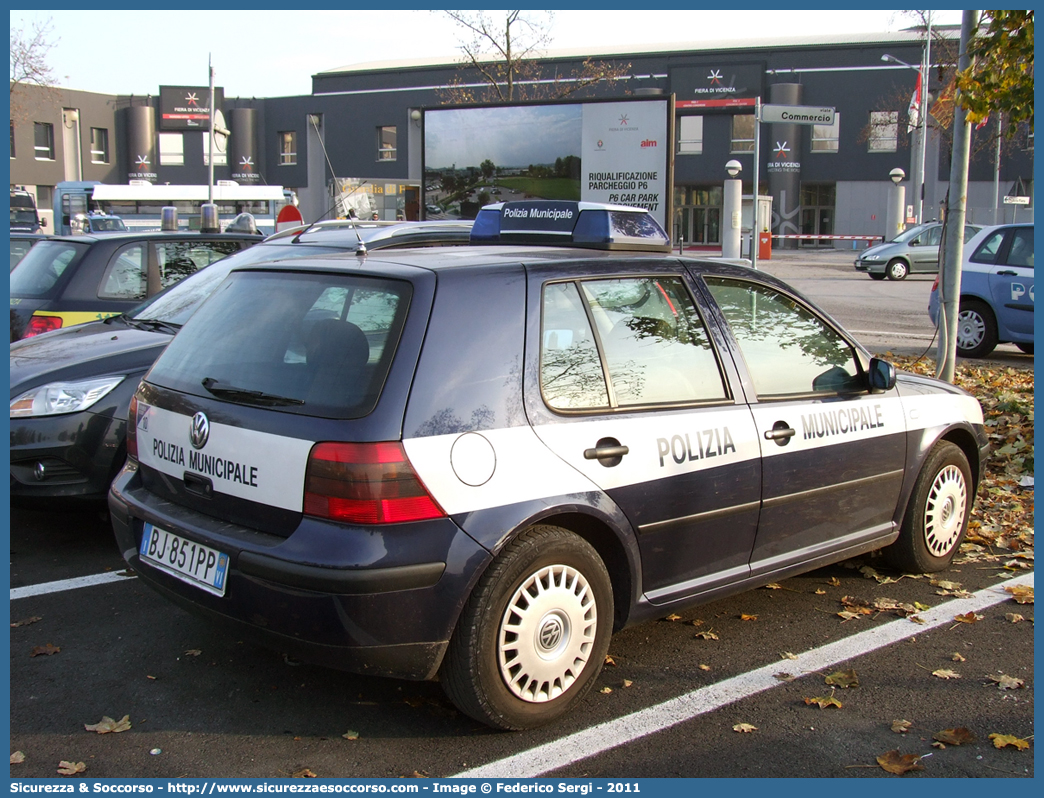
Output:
[{"xmin": 10, "ymin": 30, "xmax": 1034, "ymax": 246}]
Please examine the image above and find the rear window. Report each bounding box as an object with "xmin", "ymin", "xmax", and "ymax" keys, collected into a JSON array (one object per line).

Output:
[
  {"xmin": 147, "ymin": 270, "xmax": 412, "ymax": 419},
  {"xmin": 9, "ymin": 240, "xmax": 89, "ymax": 297}
]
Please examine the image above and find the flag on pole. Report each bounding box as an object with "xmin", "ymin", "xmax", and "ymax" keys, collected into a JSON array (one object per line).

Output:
[{"xmin": 907, "ymin": 71, "xmax": 922, "ymax": 133}]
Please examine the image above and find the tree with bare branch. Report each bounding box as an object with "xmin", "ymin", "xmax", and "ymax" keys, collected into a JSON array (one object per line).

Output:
[
  {"xmin": 438, "ymin": 10, "xmax": 630, "ymax": 104},
  {"xmin": 10, "ymin": 17, "xmax": 63, "ymax": 124}
]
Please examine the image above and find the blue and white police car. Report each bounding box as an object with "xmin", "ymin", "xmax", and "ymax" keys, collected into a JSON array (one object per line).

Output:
[{"xmin": 109, "ymin": 201, "xmax": 988, "ymax": 730}]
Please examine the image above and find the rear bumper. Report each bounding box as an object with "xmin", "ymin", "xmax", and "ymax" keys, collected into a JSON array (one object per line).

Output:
[{"xmin": 108, "ymin": 464, "xmax": 491, "ymax": 681}]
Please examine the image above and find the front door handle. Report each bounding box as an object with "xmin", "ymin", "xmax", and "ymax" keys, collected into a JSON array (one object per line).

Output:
[
  {"xmin": 764, "ymin": 421, "xmax": 796, "ymax": 447},
  {"xmin": 584, "ymin": 437, "xmax": 629, "ymax": 467},
  {"xmin": 997, "ymin": 269, "xmax": 1018, "ymax": 276}
]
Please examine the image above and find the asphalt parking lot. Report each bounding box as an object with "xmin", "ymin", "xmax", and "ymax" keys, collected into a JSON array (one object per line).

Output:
[{"xmin": 9, "ymin": 247, "xmax": 1034, "ymax": 779}]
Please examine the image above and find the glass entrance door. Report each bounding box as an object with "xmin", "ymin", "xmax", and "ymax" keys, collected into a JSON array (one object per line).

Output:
[
  {"xmin": 799, "ymin": 184, "xmax": 836, "ymax": 248},
  {"xmin": 673, "ymin": 186, "xmax": 723, "ymax": 245}
]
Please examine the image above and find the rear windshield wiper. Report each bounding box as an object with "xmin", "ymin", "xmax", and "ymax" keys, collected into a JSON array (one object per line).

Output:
[
  {"xmin": 201, "ymin": 377, "xmax": 304, "ymax": 407},
  {"xmin": 124, "ymin": 318, "xmax": 182, "ymax": 334}
]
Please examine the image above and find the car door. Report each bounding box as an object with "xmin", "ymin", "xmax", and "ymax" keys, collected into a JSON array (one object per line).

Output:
[
  {"xmin": 911, "ymin": 224, "xmax": 942, "ymax": 272},
  {"xmin": 524, "ymin": 262, "xmax": 762, "ymax": 603},
  {"xmin": 699, "ymin": 275, "xmax": 906, "ymax": 576},
  {"xmin": 988, "ymin": 226, "xmax": 1034, "ymax": 338}
]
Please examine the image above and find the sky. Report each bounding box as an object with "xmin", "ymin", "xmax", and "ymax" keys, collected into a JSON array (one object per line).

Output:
[{"xmin": 11, "ymin": 9, "xmax": 963, "ymax": 99}]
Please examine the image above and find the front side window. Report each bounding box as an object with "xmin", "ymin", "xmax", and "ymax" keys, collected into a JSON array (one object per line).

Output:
[
  {"xmin": 705, "ymin": 277, "xmax": 861, "ymax": 398},
  {"xmin": 279, "ymin": 131, "xmax": 297, "ymax": 165},
  {"xmin": 159, "ymin": 132, "xmax": 184, "ymax": 166},
  {"xmin": 971, "ymin": 230, "xmax": 1007, "ymax": 265},
  {"xmin": 1005, "ymin": 227, "xmax": 1033, "ymax": 268},
  {"xmin": 377, "ymin": 126, "xmax": 397, "ymax": 161},
  {"xmin": 678, "ymin": 116, "xmax": 704, "ymax": 155},
  {"xmin": 869, "ymin": 111, "xmax": 898, "ymax": 152},
  {"xmin": 90, "ymin": 127, "xmax": 110, "ymax": 163},
  {"xmin": 34, "ymin": 122, "xmax": 54, "ymax": 160},
  {"xmin": 149, "ymin": 271, "xmax": 412, "ymax": 419},
  {"xmin": 811, "ymin": 113, "xmax": 840, "ymax": 152},
  {"xmin": 731, "ymin": 115, "xmax": 755, "ymax": 153},
  {"xmin": 154, "ymin": 241, "xmax": 241, "ymax": 289},
  {"xmin": 540, "ymin": 276, "xmax": 727, "ymax": 411}
]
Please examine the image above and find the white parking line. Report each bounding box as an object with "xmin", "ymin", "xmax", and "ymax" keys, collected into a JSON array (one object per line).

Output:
[
  {"xmin": 455, "ymin": 572, "xmax": 1034, "ymax": 779},
  {"xmin": 10, "ymin": 570, "xmax": 136, "ymax": 601}
]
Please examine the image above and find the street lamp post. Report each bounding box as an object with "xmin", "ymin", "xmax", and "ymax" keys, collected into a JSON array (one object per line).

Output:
[
  {"xmin": 882, "ymin": 17, "xmax": 932, "ymax": 224},
  {"xmin": 722, "ymin": 160, "xmax": 743, "ymax": 260},
  {"xmin": 886, "ymin": 167, "xmax": 906, "ymax": 242}
]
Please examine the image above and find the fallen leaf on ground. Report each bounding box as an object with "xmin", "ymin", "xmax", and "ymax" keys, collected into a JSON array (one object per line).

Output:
[
  {"xmin": 183, "ymin": 649, "xmax": 202, "ymax": 656},
  {"xmin": 953, "ymin": 612, "xmax": 982, "ymax": 624},
  {"xmin": 292, "ymin": 768, "xmax": 317, "ymax": 778},
  {"xmin": 690, "ymin": 619, "xmax": 704, "ymax": 627},
  {"xmin": 11, "ymin": 616, "xmax": 42, "ymax": 628},
  {"xmin": 604, "ymin": 655, "xmax": 617, "ymax": 666},
  {"xmin": 989, "ymin": 734, "xmax": 1030, "ymax": 751},
  {"xmin": 932, "ymin": 669, "xmax": 961, "ymax": 680},
  {"xmin": 838, "ymin": 610, "xmax": 864, "ymax": 622},
  {"xmin": 84, "ymin": 715, "xmax": 131, "ymax": 734},
  {"xmin": 600, "ymin": 687, "xmax": 612, "ymax": 694},
  {"xmin": 57, "ymin": 761, "xmax": 86, "ymax": 776},
  {"xmin": 805, "ymin": 695, "xmax": 843, "ymax": 709},
  {"xmin": 30, "ymin": 644, "xmax": 60, "ymax": 657},
  {"xmin": 621, "ymin": 679, "xmax": 633, "ymax": 688},
  {"xmin": 733, "ymin": 723, "xmax": 757, "ymax": 733},
  {"xmin": 662, "ymin": 613, "xmax": 682, "ymax": 622},
  {"xmin": 827, "ymin": 577, "xmax": 841, "ymax": 587},
  {"xmin": 342, "ymin": 730, "xmax": 359, "ymax": 740},
  {"xmin": 698, "ymin": 664, "xmax": 711, "ymax": 671},
  {"xmin": 1005, "ymin": 613, "xmax": 1025, "ymax": 623},
  {"xmin": 740, "ymin": 614, "xmax": 757, "ymax": 621},
  {"xmin": 908, "ymin": 615, "xmax": 927, "ymax": 624},
  {"xmin": 695, "ymin": 631, "xmax": 719, "ymax": 640},
  {"xmin": 10, "ymin": 752, "xmax": 25, "ymax": 764},
  {"xmin": 988, "ymin": 674, "xmax": 1025, "ymax": 690},
  {"xmin": 933, "ymin": 727, "xmax": 976, "ymax": 746},
  {"xmin": 891, "ymin": 720, "xmax": 912, "ymax": 733},
  {"xmin": 764, "ymin": 583, "xmax": 782, "ymax": 590},
  {"xmin": 951, "ymin": 652, "xmax": 966, "ymax": 662},
  {"xmin": 825, "ymin": 669, "xmax": 859, "ymax": 688},
  {"xmin": 876, "ymin": 750, "xmax": 924, "ymax": 775},
  {"xmin": 781, "ymin": 652, "xmax": 798, "ymax": 660},
  {"xmin": 815, "ymin": 588, "xmax": 827, "ymax": 595},
  {"xmin": 774, "ymin": 672, "xmax": 795, "ymax": 682},
  {"xmin": 1005, "ymin": 585, "xmax": 1034, "ymax": 604}
]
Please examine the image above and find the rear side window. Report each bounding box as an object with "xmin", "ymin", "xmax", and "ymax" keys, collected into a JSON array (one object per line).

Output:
[
  {"xmin": 148, "ymin": 271, "xmax": 412, "ymax": 419},
  {"xmin": 9, "ymin": 240, "xmax": 89, "ymax": 297},
  {"xmin": 154, "ymin": 240, "xmax": 241, "ymax": 289},
  {"xmin": 971, "ymin": 230, "xmax": 1007, "ymax": 265},
  {"xmin": 99, "ymin": 243, "xmax": 147, "ymax": 300},
  {"xmin": 540, "ymin": 276, "xmax": 727, "ymax": 410},
  {"xmin": 1005, "ymin": 228, "xmax": 1033, "ymax": 268}
]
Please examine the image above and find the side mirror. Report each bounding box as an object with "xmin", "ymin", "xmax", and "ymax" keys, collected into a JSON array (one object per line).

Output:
[{"xmin": 868, "ymin": 357, "xmax": 896, "ymax": 393}]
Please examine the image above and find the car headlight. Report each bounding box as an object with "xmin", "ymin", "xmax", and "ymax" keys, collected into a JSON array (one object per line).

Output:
[
  {"xmin": 861, "ymin": 254, "xmax": 883, "ymax": 261},
  {"xmin": 10, "ymin": 376, "xmax": 126, "ymax": 418}
]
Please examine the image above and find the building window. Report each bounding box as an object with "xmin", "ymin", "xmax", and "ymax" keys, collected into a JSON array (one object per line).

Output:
[
  {"xmin": 90, "ymin": 127, "xmax": 110, "ymax": 164},
  {"xmin": 10, "ymin": 122, "xmax": 15, "ymax": 158},
  {"xmin": 279, "ymin": 131, "xmax": 297, "ymax": 165},
  {"xmin": 677, "ymin": 116, "xmax": 704, "ymax": 155},
  {"xmin": 159, "ymin": 133, "xmax": 184, "ymax": 166},
  {"xmin": 34, "ymin": 122, "xmax": 55, "ymax": 160},
  {"xmin": 377, "ymin": 126, "xmax": 397, "ymax": 161},
  {"xmin": 36, "ymin": 185, "xmax": 53, "ymax": 209},
  {"xmin": 811, "ymin": 113, "xmax": 840, "ymax": 153},
  {"xmin": 731, "ymin": 115, "xmax": 755, "ymax": 153},
  {"xmin": 869, "ymin": 111, "xmax": 898, "ymax": 152}
]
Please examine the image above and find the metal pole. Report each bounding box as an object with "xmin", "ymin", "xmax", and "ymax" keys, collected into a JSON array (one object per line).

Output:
[
  {"xmin": 993, "ymin": 113, "xmax": 1003, "ymax": 223},
  {"xmin": 208, "ymin": 55, "xmax": 214, "ymax": 206},
  {"xmin": 936, "ymin": 10, "xmax": 977, "ymax": 383},
  {"xmin": 917, "ymin": 13, "xmax": 932, "ymax": 223},
  {"xmin": 750, "ymin": 96, "xmax": 761, "ymax": 271}
]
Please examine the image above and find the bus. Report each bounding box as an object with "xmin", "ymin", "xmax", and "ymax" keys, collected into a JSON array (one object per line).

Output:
[{"xmin": 53, "ymin": 181, "xmax": 295, "ymax": 236}]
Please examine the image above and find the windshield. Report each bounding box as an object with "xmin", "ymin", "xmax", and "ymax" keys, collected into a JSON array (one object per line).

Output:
[
  {"xmin": 888, "ymin": 224, "xmax": 932, "ymax": 244},
  {"xmin": 10, "ymin": 240, "xmax": 89, "ymax": 297},
  {"xmin": 11, "ymin": 209, "xmax": 38, "ymax": 224},
  {"xmin": 129, "ymin": 242, "xmax": 352, "ymax": 327},
  {"xmin": 91, "ymin": 217, "xmax": 127, "ymax": 232}
]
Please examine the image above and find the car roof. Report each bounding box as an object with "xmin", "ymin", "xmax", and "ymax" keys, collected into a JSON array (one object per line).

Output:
[
  {"xmin": 42, "ymin": 230, "xmax": 265, "ymax": 244},
  {"xmin": 263, "ymin": 219, "xmax": 474, "ymax": 247}
]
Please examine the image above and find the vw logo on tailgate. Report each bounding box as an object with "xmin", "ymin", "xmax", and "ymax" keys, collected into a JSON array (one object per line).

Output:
[{"xmin": 189, "ymin": 412, "xmax": 210, "ymax": 450}]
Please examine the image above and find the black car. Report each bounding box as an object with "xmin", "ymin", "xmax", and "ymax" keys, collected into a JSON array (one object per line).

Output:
[
  {"xmin": 10, "ymin": 220, "xmax": 474, "ymax": 503},
  {"xmin": 109, "ymin": 201, "xmax": 988, "ymax": 730},
  {"xmin": 9, "ymin": 229, "xmax": 264, "ymax": 341},
  {"xmin": 10, "ymin": 233, "xmax": 49, "ymax": 271}
]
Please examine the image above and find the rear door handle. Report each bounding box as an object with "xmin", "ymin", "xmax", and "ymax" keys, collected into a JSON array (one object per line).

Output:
[
  {"xmin": 584, "ymin": 437, "xmax": 629, "ymax": 467},
  {"xmin": 764, "ymin": 421, "xmax": 796, "ymax": 447},
  {"xmin": 997, "ymin": 269, "xmax": 1018, "ymax": 276}
]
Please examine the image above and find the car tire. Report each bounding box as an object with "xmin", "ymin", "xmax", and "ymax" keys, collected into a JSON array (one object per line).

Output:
[
  {"xmin": 956, "ymin": 299, "xmax": 998, "ymax": 358},
  {"xmin": 440, "ymin": 525, "xmax": 613, "ymax": 730},
  {"xmin": 1016, "ymin": 343, "xmax": 1034, "ymax": 355},
  {"xmin": 884, "ymin": 441, "xmax": 973, "ymax": 574},
  {"xmin": 885, "ymin": 259, "xmax": 909, "ymax": 280},
  {"xmin": 868, "ymin": 272, "xmax": 886, "ymax": 281}
]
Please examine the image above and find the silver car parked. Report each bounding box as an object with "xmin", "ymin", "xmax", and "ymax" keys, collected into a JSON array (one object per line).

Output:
[{"xmin": 855, "ymin": 222, "xmax": 981, "ymax": 281}]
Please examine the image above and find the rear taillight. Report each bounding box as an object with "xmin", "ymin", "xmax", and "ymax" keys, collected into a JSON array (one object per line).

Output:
[
  {"xmin": 931, "ymin": 275, "xmax": 940, "ymax": 292},
  {"xmin": 304, "ymin": 442, "xmax": 445, "ymax": 524},
  {"xmin": 126, "ymin": 395, "xmax": 138, "ymax": 460},
  {"xmin": 23, "ymin": 315, "xmax": 63, "ymax": 338}
]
